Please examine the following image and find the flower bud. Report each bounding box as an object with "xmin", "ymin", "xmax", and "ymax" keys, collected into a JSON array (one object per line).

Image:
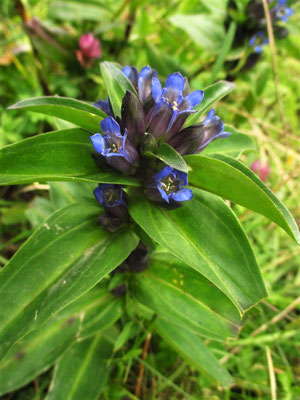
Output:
[{"xmin": 76, "ymin": 33, "xmax": 101, "ymax": 67}]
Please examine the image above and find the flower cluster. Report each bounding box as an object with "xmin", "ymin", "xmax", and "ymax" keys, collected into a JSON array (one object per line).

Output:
[
  {"xmin": 91, "ymin": 66, "xmax": 230, "ymax": 230},
  {"xmin": 248, "ymin": 0, "xmax": 293, "ymax": 53}
]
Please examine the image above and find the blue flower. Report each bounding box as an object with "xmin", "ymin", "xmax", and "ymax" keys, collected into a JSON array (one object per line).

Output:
[
  {"xmin": 249, "ymin": 32, "xmax": 269, "ymax": 53},
  {"xmin": 94, "ymin": 184, "xmax": 125, "ymax": 207},
  {"xmin": 274, "ymin": 0, "xmax": 293, "ymax": 22},
  {"xmin": 90, "ymin": 117, "xmax": 139, "ymax": 174},
  {"xmin": 149, "ymin": 166, "xmax": 193, "ymax": 204},
  {"xmin": 149, "ymin": 72, "xmax": 204, "ymax": 138}
]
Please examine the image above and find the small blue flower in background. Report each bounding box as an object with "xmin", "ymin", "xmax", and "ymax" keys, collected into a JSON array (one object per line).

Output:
[
  {"xmin": 274, "ymin": 0, "xmax": 293, "ymax": 22},
  {"xmin": 149, "ymin": 166, "xmax": 193, "ymax": 204},
  {"xmin": 149, "ymin": 72, "xmax": 204, "ymax": 138},
  {"xmin": 249, "ymin": 32, "xmax": 269, "ymax": 53},
  {"xmin": 90, "ymin": 117, "xmax": 139, "ymax": 174},
  {"xmin": 94, "ymin": 184, "xmax": 125, "ymax": 207}
]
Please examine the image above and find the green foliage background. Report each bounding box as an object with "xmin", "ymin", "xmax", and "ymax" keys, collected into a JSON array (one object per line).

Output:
[{"xmin": 0, "ymin": 0, "xmax": 299, "ymax": 399}]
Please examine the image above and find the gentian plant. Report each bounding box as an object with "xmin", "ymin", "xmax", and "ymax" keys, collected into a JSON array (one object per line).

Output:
[{"xmin": 0, "ymin": 61, "xmax": 299, "ymax": 397}]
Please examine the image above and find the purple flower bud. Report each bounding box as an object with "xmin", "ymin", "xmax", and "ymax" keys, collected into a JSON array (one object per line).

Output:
[
  {"xmin": 76, "ymin": 33, "xmax": 101, "ymax": 67},
  {"xmin": 168, "ymin": 109, "xmax": 230, "ymax": 155},
  {"xmin": 121, "ymin": 91, "xmax": 146, "ymax": 144},
  {"xmin": 94, "ymin": 184, "xmax": 129, "ymax": 231},
  {"xmin": 250, "ymin": 160, "xmax": 270, "ymax": 182}
]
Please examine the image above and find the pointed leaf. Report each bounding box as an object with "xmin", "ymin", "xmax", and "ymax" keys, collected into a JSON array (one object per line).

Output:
[
  {"xmin": 155, "ymin": 319, "xmax": 232, "ymax": 387},
  {"xmin": 129, "ymin": 189, "xmax": 267, "ymax": 314},
  {"xmin": 0, "ymin": 203, "xmax": 138, "ymax": 359},
  {"xmin": 129, "ymin": 252, "xmax": 241, "ymax": 340},
  {"xmin": 46, "ymin": 334, "xmax": 112, "ymax": 400},
  {"xmin": 185, "ymin": 154, "xmax": 300, "ymax": 243},
  {"xmin": 0, "ymin": 128, "xmax": 140, "ymax": 186},
  {"xmin": 8, "ymin": 96, "xmax": 106, "ymax": 132},
  {"xmin": 145, "ymin": 143, "xmax": 189, "ymax": 173},
  {"xmin": 100, "ymin": 62, "xmax": 137, "ymax": 118},
  {"xmin": 185, "ymin": 81, "xmax": 235, "ymax": 127},
  {"xmin": 0, "ymin": 287, "xmax": 121, "ymax": 395}
]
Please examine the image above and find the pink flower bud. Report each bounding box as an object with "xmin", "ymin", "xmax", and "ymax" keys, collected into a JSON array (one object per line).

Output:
[
  {"xmin": 76, "ymin": 33, "xmax": 101, "ymax": 67},
  {"xmin": 250, "ymin": 160, "xmax": 270, "ymax": 182}
]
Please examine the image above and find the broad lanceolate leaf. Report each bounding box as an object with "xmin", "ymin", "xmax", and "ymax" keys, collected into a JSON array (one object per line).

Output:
[
  {"xmin": 100, "ymin": 62, "xmax": 137, "ymax": 118},
  {"xmin": 146, "ymin": 143, "xmax": 189, "ymax": 173},
  {"xmin": 46, "ymin": 334, "xmax": 112, "ymax": 400},
  {"xmin": 155, "ymin": 319, "xmax": 232, "ymax": 387},
  {"xmin": 0, "ymin": 287, "xmax": 121, "ymax": 395},
  {"xmin": 8, "ymin": 96, "xmax": 106, "ymax": 132},
  {"xmin": 0, "ymin": 204, "xmax": 138, "ymax": 359},
  {"xmin": 185, "ymin": 154, "xmax": 300, "ymax": 243},
  {"xmin": 0, "ymin": 128, "xmax": 140, "ymax": 186},
  {"xmin": 129, "ymin": 189, "xmax": 267, "ymax": 314},
  {"xmin": 200, "ymin": 125, "xmax": 256, "ymax": 158},
  {"xmin": 129, "ymin": 252, "xmax": 241, "ymax": 340},
  {"xmin": 185, "ymin": 81, "xmax": 235, "ymax": 127}
]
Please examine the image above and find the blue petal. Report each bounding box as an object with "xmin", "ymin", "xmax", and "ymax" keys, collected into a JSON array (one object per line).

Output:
[
  {"xmin": 175, "ymin": 170, "xmax": 188, "ymax": 186},
  {"xmin": 152, "ymin": 77, "xmax": 162, "ymax": 102},
  {"xmin": 139, "ymin": 66, "xmax": 151, "ymax": 78},
  {"xmin": 157, "ymin": 185, "xmax": 169, "ymax": 203},
  {"xmin": 278, "ymin": 0, "xmax": 286, "ymax": 5},
  {"xmin": 184, "ymin": 90, "xmax": 204, "ymax": 109},
  {"xmin": 94, "ymin": 98, "xmax": 112, "ymax": 116},
  {"xmin": 170, "ymin": 188, "xmax": 193, "ymax": 202},
  {"xmin": 90, "ymin": 133, "xmax": 106, "ymax": 154},
  {"xmin": 286, "ymin": 8, "xmax": 293, "ymax": 17},
  {"xmin": 203, "ymin": 109, "xmax": 215, "ymax": 124},
  {"xmin": 165, "ymin": 72, "xmax": 185, "ymax": 92},
  {"xmin": 122, "ymin": 66, "xmax": 132, "ymax": 78},
  {"xmin": 155, "ymin": 166, "xmax": 174, "ymax": 181},
  {"xmin": 100, "ymin": 117, "xmax": 121, "ymax": 135},
  {"xmin": 249, "ymin": 36, "xmax": 256, "ymax": 46},
  {"xmin": 255, "ymin": 45, "xmax": 262, "ymax": 53},
  {"xmin": 94, "ymin": 186, "xmax": 104, "ymax": 204}
]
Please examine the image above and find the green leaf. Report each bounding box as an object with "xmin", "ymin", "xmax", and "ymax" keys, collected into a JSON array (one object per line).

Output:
[
  {"xmin": 49, "ymin": 1, "xmax": 110, "ymax": 21},
  {"xmin": 169, "ymin": 14, "xmax": 225, "ymax": 51},
  {"xmin": 0, "ymin": 203, "xmax": 138, "ymax": 359},
  {"xmin": 129, "ymin": 252, "xmax": 241, "ymax": 340},
  {"xmin": 146, "ymin": 143, "xmax": 189, "ymax": 173},
  {"xmin": 100, "ymin": 62, "xmax": 137, "ymax": 118},
  {"xmin": 0, "ymin": 287, "xmax": 121, "ymax": 395},
  {"xmin": 185, "ymin": 81, "xmax": 235, "ymax": 127},
  {"xmin": 8, "ymin": 96, "xmax": 106, "ymax": 132},
  {"xmin": 201, "ymin": 125, "xmax": 256, "ymax": 158},
  {"xmin": 155, "ymin": 319, "xmax": 232, "ymax": 387},
  {"xmin": 0, "ymin": 128, "xmax": 140, "ymax": 186},
  {"xmin": 210, "ymin": 22, "xmax": 236, "ymax": 83},
  {"xmin": 46, "ymin": 334, "xmax": 112, "ymax": 400},
  {"xmin": 129, "ymin": 189, "xmax": 267, "ymax": 315},
  {"xmin": 185, "ymin": 154, "xmax": 300, "ymax": 243}
]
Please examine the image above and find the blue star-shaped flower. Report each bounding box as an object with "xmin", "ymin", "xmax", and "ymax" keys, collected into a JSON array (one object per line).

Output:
[
  {"xmin": 90, "ymin": 117, "xmax": 139, "ymax": 174},
  {"xmin": 274, "ymin": 0, "xmax": 293, "ymax": 22},
  {"xmin": 249, "ymin": 32, "xmax": 269, "ymax": 53},
  {"xmin": 94, "ymin": 184, "xmax": 125, "ymax": 207},
  {"xmin": 151, "ymin": 166, "xmax": 193, "ymax": 203}
]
